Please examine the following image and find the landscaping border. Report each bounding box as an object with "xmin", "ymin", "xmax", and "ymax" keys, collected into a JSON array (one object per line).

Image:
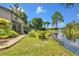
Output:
[{"xmin": 0, "ymin": 35, "xmax": 26, "ymax": 50}]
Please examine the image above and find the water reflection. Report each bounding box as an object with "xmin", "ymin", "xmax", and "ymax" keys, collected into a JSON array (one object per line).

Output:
[
  {"xmin": 64, "ymin": 32, "xmax": 79, "ymax": 42},
  {"xmin": 49, "ymin": 32, "xmax": 58, "ymax": 39},
  {"xmin": 53, "ymin": 32, "xmax": 58, "ymax": 38},
  {"xmin": 50, "ymin": 31, "xmax": 79, "ymax": 55},
  {"xmin": 52, "ymin": 31, "xmax": 79, "ymax": 42}
]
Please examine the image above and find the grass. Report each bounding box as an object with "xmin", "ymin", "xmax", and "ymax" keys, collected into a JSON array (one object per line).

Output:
[{"xmin": 0, "ymin": 35, "xmax": 75, "ymax": 56}]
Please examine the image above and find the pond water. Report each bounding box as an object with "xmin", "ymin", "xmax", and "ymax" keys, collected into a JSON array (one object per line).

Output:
[{"xmin": 51, "ymin": 30, "xmax": 79, "ymax": 55}]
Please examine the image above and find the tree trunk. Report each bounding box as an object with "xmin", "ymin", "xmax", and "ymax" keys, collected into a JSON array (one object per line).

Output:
[
  {"xmin": 47, "ymin": 24, "xmax": 48, "ymax": 28},
  {"xmin": 55, "ymin": 21, "xmax": 58, "ymax": 30}
]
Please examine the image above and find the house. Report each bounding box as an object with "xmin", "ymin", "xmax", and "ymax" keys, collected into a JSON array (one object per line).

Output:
[{"xmin": 0, "ymin": 6, "xmax": 27, "ymax": 34}]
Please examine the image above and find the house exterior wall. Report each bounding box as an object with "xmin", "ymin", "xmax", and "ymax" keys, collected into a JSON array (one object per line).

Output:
[
  {"xmin": 0, "ymin": 7, "xmax": 25, "ymax": 24},
  {"xmin": 0, "ymin": 7, "xmax": 12, "ymax": 21},
  {"xmin": 11, "ymin": 13, "xmax": 25, "ymax": 34},
  {"xmin": 0, "ymin": 7, "xmax": 26, "ymax": 34}
]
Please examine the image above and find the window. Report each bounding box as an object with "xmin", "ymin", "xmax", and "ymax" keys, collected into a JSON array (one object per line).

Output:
[{"xmin": 15, "ymin": 17, "xmax": 17, "ymax": 20}]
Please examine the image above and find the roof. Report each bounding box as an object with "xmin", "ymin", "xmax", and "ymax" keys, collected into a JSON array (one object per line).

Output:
[{"xmin": 0, "ymin": 6, "xmax": 25, "ymax": 23}]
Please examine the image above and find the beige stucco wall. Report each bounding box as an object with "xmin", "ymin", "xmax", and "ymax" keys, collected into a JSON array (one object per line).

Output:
[
  {"xmin": 0, "ymin": 7, "xmax": 25, "ymax": 24},
  {"xmin": 17, "ymin": 17, "xmax": 25, "ymax": 24},
  {"xmin": 0, "ymin": 7, "xmax": 12, "ymax": 21},
  {"xmin": 0, "ymin": 7, "xmax": 26, "ymax": 34},
  {"xmin": 11, "ymin": 13, "xmax": 25, "ymax": 24}
]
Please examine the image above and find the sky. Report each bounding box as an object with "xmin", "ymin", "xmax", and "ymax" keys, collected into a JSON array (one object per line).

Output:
[{"xmin": 0, "ymin": 3, "xmax": 79, "ymax": 28}]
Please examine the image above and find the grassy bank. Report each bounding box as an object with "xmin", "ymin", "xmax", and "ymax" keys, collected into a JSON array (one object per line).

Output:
[{"xmin": 0, "ymin": 34, "xmax": 75, "ymax": 56}]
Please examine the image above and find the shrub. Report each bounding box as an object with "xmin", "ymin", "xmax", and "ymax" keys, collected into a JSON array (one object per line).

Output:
[
  {"xmin": 0, "ymin": 35, "xmax": 9, "ymax": 39},
  {"xmin": 0, "ymin": 29, "xmax": 6, "ymax": 35},
  {"xmin": 0, "ymin": 18, "xmax": 11, "ymax": 29},
  {"xmin": 28, "ymin": 30, "xmax": 36, "ymax": 37},
  {"xmin": 0, "ymin": 29, "xmax": 18, "ymax": 39},
  {"xmin": 0, "ymin": 18, "xmax": 18, "ymax": 39},
  {"xmin": 28, "ymin": 32, "xmax": 35, "ymax": 37},
  {"xmin": 8, "ymin": 30, "xmax": 18, "ymax": 38},
  {"xmin": 39, "ymin": 31, "xmax": 47, "ymax": 40},
  {"xmin": 0, "ymin": 29, "xmax": 9, "ymax": 38}
]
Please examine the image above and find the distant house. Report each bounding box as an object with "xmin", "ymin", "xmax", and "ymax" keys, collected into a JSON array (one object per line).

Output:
[{"xmin": 0, "ymin": 6, "xmax": 27, "ymax": 34}]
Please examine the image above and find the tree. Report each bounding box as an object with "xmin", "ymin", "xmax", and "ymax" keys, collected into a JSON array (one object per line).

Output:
[
  {"xmin": 10, "ymin": 3, "xmax": 28, "ymax": 24},
  {"xmin": 65, "ymin": 20, "xmax": 79, "ymax": 30},
  {"xmin": 60, "ymin": 3, "xmax": 74, "ymax": 8},
  {"xmin": 65, "ymin": 20, "xmax": 78, "ymax": 39},
  {"xmin": 52, "ymin": 11, "xmax": 64, "ymax": 30},
  {"xmin": 10, "ymin": 3, "xmax": 19, "ymax": 13},
  {"xmin": 43, "ymin": 22, "xmax": 50, "ymax": 29},
  {"xmin": 32, "ymin": 18, "xmax": 43, "ymax": 30}
]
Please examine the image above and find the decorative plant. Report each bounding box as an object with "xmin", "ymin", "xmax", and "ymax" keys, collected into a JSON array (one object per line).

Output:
[
  {"xmin": 39, "ymin": 31, "xmax": 46, "ymax": 40},
  {"xmin": 0, "ymin": 18, "xmax": 18, "ymax": 39}
]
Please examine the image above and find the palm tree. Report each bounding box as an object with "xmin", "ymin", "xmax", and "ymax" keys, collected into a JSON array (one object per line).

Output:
[
  {"xmin": 60, "ymin": 3, "xmax": 74, "ymax": 8},
  {"xmin": 10, "ymin": 3, "xmax": 28, "ymax": 24},
  {"xmin": 10, "ymin": 3, "xmax": 20, "ymax": 13},
  {"xmin": 52, "ymin": 11, "xmax": 64, "ymax": 30}
]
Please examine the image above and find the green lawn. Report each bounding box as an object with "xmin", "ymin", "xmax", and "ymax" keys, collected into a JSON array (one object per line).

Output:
[{"xmin": 0, "ymin": 35, "xmax": 75, "ymax": 56}]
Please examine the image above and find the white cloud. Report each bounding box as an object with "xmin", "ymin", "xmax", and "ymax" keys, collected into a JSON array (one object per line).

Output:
[
  {"xmin": 77, "ymin": 14, "xmax": 79, "ymax": 17},
  {"xmin": 36, "ymin": 6, "xmax": 46, "ymax": 14},
  {"xmin": 77, "ymin": 14, "xmax": 79, "ymax": 19}
]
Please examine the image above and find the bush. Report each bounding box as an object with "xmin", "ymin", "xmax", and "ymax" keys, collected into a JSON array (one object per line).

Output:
[
  {"xmin": 0, "ymin": 29, "xmax": 9, "ymax": 38},
  {"xmin": 0, "ymin": 35, "xmax": 9, "ymax": 39},
  {"xmin": 0, "ymin": 29, "xmax": 18, "ymax": 39},
  {"xmin": 28, "ymin": 30, "xmax": 36, "ymax": 37},
  {"xmin": 0, "ymin": 18, "xmax": 11, "ymax": 29},
  {"xmin": 0, "ymin": 29, "xmax": 7, "ymax": 35},
  {"xmin": 39, "ymin": 31, "xmax": 47, "ymax": 40},
  {"xmin": 0, "ymin": 18, "xmax": 18, "ymax": 39},
  {"xmin": 8, "ymin": 30, "xmax": 18, "ymax": 38}
]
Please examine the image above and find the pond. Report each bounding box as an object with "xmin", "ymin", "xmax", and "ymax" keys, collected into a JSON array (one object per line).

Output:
[{"xmin": 51, "ymin": 30, "xmax": 79, "ymax": 55}]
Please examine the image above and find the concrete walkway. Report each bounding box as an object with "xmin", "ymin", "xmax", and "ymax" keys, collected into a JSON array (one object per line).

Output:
[{"xmin": 0, "ymin": 35, "xmax": 26, "ymax": 50}]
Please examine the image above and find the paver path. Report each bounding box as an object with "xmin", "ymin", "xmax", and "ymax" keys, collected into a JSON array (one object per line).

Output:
[{"xmin": 0, "ymin": 35, "xmax": 26, "ymax": 50}]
